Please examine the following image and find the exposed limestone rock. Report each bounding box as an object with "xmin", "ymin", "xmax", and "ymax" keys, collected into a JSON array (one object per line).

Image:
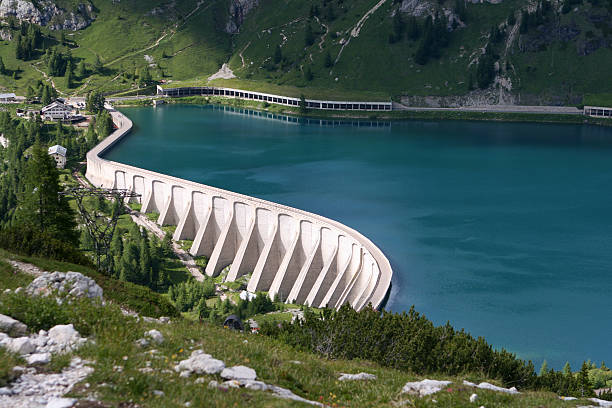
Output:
[
  {"xmin": 7, "ymin": 337, "xmax": 36, "ymax": 355},
  {"xmin": 26, "ymin": 352, "xmax": 51, "ymax": 365},
  {"xmin": 26, "ymin": 272, "xmax": 103, "ymax": 301},
  {"xmin": 338, "ymin": 372, "xmax": 377, "ymax": 381},
  {"xmin": 463, "ymin": 380, "xmax": 520, "ymax": 394},
  {"xmin": 0, "ymin": 0, "xmax": 94, "ymax": 31},
  {"xmin": 0, "ymin": 314, "xmax": 28, "ymax": 337},
  {"xmin": 402, "ymin": 379, "xmax": 452, "ymax": 396},
  {"xmin": 0, "ymin": 357, "xmax": 93, "ymax": 408},
  {"xmin": 174, "ymin": 350, "xmax": 225, "ymax": 376},
  {"xmin": 144, "ymin": 329, "xmax": 164, "ymax": 345},
  {"xmin": 221, "ymin": 365, "xmax": 257, "ymax": 381},
  {"xmin": 225, "ymin": 0, "xmax": 259, "ymax": 34}
]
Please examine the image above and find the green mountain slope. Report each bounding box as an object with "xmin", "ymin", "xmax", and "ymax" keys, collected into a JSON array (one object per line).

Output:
[{"xmin": 0, "ymin": 0, "xmax": 611, "ymax": 105}]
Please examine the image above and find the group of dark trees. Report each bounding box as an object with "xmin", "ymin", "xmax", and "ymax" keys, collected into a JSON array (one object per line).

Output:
[
  {"xmin": 169, "ymin": 279, "xmax": 216, "ymax": 313},
  {"xmin": 520, "ymin": 0, "xmax": 554, "ymax": 33},
  {"xmin": 103, "ymin": 223, "xmax": 174, "ymax": 290},
  {"xmin": 15, "ymin": 22, "xmax": 42, "ymax": 61},
  {"xmin": 387, "ymin": 10, "xmax": 452, "ymax": 66},
  {"xmin": 261, "ymin": 305, "xmax": 600, "ymax": 397},
  {"xmin": 0, "ymin": 111, "xmax": 85, "ymax": 263}
]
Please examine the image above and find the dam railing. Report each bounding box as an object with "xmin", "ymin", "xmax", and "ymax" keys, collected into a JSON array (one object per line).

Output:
[
  {"xmin": 86, "ymin": 106, "xmax": 393, "ymax": 311},
  {"xmin": 156, "ymin": 85, "xmax": 393, "ymax": 112}
]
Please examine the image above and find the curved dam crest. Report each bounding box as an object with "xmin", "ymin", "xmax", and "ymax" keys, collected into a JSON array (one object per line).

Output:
[{"xmin": 85, "ymin": 107, "xmax": 392, "ymax": 310}]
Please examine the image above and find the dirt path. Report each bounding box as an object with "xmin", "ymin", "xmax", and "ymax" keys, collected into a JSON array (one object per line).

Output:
[
  {"xmin": 129, "ymin": 212, "xmax": 205, "ymax": 282},
  {"xmin": 7, "ymin": 260, "xmax": 45, "ymax": 277},
  {"xmin": 314, "ymin": 16, "xmax": 329, "ymax": 51},
  {"xmin": 335, "ymin": 0, "xmax": 388, "ymax": 64},
  {"xmin": 104, "ymin": 30, "xmax": 171, "ymax": 67},
  {"xmin": 238, "ymin": 41, "xmax": 251, "ymax": 68},
  {"xmin": 30, "ymin": 62, "xmax": 65, "ymax": 96}
]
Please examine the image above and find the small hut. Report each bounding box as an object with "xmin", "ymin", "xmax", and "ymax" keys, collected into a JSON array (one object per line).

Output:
[{"xmin": 223, "ymin": 314, "xmax": 243, "ymax": 331}]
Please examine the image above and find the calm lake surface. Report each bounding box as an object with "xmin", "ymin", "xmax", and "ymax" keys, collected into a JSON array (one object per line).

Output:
[{"xmin": 105, "ymin": 104, "xmax": 612, "ymax": 369}]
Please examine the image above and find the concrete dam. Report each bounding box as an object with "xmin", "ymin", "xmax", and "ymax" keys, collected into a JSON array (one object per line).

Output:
[{"xmin": 86, "ymin": 107, "xmax": 393, "ymax": 311}]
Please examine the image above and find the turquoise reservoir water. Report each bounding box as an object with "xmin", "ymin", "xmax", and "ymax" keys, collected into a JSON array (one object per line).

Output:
[{"xmin": 105, "ymin": 104, "xmax": 612, "ymax": 369}]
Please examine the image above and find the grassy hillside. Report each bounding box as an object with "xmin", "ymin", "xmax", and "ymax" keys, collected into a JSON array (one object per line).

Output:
[
  {"xmin": 0, "ymin": 256, "xmax": 601, "ymax": 407},
  {"xmin": 0, "ymin": 0, "xmax": 610, "ymax": 104}
]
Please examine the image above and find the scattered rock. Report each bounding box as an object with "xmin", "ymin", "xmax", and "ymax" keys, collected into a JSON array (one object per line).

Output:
[
  {"xmin": 27, "ymin": 272, "xmax": 103, "ymax": 301},
  {"xmin": 338, "ymin": 372, "xmax": 377, "ymax": 381},
  {"xmin": 470, "ymin": 393, "xmax": 478, "ymax": 402},
  {"xmin": 174, "ymin": 350, "xmax": 225, "ymax": 376},
  {"xmin": 207, "ymin": 380, "xmax": 219, "ymax": 389},
  {"xmin": 0, "ymin": 314, "xmax": 28, "ymax": 337},
  {"xmin": 26, "ymin": 353, "xmax": 51, "ymax": 365},
  {"xmin": 0, "ymin": 357, "xmax": 93, "ymax": 408},
  {"xmin": 225, "ymin": 0, "xmax": 259, "ymax": 34},
  {"xmin": 221, "ymin": 365, "xmax": 257, "ymax": 381},
  {"xmin": 144, "ymin": 330, "xmax": 164, "ymax": 345},
  {"xmin": 463, "ymin": 380, "xmax": 519, "ymax": 394},
  {"xmin": 45, "ymin": 398, "xmax": 77, "ymax": 408},
  {"xmin": 224, "ymin": 380, "xmax": 241, "ymax": 389},
  {"xmin": 152, "ymin": 390, "xmax": 164, "ymax": 397},
  {"xmin": 402, "ymin": 379, "xmax": 452, "ymax": 397},
  {"xmin": 8, "ymin": 337, "xmax": 36, "ymax": 355}
]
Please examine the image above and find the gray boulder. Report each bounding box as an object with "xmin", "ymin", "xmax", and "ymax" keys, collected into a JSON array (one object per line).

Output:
[
  {"xmin": 7, "ymin": 337, "xmax": 35, "ymax": 355},
  {"xmin": 26, "ymin": 352, "xmax": 51, "ymax": 365},
  {"xmin": 338, "ymin": 372, "xmax": 377, "ymax": 381},
  {"xmin": 26, "ymin": 272, "xmax": 103, "ymax": 301},
  {"xmin": 221, "ymin": 365, "xmax": 257, "ymax": 381},
  {"xmin": 145, "ymin": 329, "xmax": 164, "ymax": 344},
  {"xmin": 174, "ymin": 350, "xmax": 225, "ymax": 376},
  {"xmin": 0, "ymin": 314, "xmax": 27, "ymax": 337}
]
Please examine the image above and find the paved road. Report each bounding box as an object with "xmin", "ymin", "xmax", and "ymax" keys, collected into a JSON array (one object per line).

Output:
[{"xmin": 391, "ymin": 102, "xmax": 582, "ymax": 115}]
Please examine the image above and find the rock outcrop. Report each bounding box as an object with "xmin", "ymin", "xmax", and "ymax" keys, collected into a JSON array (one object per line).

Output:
[
  {"xmin": 0, "ymin": 0, "xmax": 95, "ymax": 31},
  {"xmin": 225, "ymin": 0, "xmax": 259, "ymax": 34},
  {"xmin": 0, "ymin": 314, "xmax": 27, "ymax": 337},
  {"xmin": 26, "ymin": 272, "xmax": 103, "ymax": 301}
]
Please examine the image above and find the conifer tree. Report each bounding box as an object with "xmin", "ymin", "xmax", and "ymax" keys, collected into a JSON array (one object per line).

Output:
[
  {"xmin": 0, "ymin": 56, "xmax": 6, "ymax": 75},
  {"xmin": 13, "ymin": 139, "xmax": 78, "ymax": 246},
  {"xmin": 274, "ymin": 44, "xmax": 282, "ymax": 64}
]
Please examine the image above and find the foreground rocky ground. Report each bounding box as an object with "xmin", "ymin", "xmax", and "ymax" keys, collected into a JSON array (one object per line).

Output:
[{"xmin": 1, "ymin": 255, "xmax": 611, "ymax": 407}]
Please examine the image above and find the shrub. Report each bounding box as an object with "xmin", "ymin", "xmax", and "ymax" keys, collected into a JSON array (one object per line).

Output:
[{"xmin": 0, "ymin": 226, "xmax": 92, "ymax": 267}]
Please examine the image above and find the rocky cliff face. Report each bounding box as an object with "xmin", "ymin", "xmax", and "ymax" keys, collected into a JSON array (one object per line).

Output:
[
  {"xmin": 225, "ymin": 0, "xmax": 259, "ymax": 34},
  {"xmin": 0, "ymin": 0, "xmax": 95, "ymax": 31}
]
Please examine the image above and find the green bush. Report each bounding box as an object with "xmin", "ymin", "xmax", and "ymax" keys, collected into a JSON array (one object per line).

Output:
[
  {"xmin": 262, "ymin": 305, "xmax": 536, "ymax": 388},
  {"xmin": 0, "ymin": 226, "xmax": 92, "ymax": 267},
  {"xmin": 87, "ymin": 268, "xmax": 179, "ymax": 318}
]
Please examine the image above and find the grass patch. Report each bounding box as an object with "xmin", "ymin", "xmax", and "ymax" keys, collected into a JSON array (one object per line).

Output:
[
  {"xmin": 0, "ymin": 258, "xmax": 34, "ymax": 290},
  {"xmin": 0, "ymin": 348, "xmax": 22, "ymax": 387},
  {"xmin": 0, "ymin": 249, "xmax": 178, "ymax": 318}
]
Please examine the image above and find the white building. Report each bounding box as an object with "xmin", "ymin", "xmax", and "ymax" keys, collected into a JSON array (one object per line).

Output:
[
  {"xmin": 0, "ymin": 93, "xmax": 16, "ymax": 103},
  {"xmin": 48, "ymin": 145, "xmax": 67, "ymax": 169},
  {"xmin": 41, "ymin": 101, "xmax": 74, "ymax": 121}
]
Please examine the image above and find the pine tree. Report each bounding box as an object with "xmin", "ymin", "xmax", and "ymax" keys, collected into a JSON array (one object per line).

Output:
[
  {"xmin": 563, "ymin": 362, "xmax": 572, "ymax": 376},
  {"xmin": 41, "ymin": 85, "xmax": 53, "ymax": 105},
  {"xmin": 13, "ymin": 139, "xmax": 78, "ymax": 246},
  {"xmin": 76, "ymin": 61, "xmax": 87, "ymax": 78},
  {"xmin": 93, "ymin": 55, "xmax": 103, "ymax": 74},
  {"xmin": 539, "ymin": 360, "xmax": 549, "ymax": 376},
  {"xmin": 324, "ymin": 51, "xmax": 332, "ymax": 68},
  {"xmin": 274, "ymin": 44, "xmax": 282, "ymax": 64},
  {"xmin": 305, "ymin": 23, "xmax": 315, "ymax": 46},
  {"xmin": 65, "ymin": 60, "xmax": 74, "ymax": 88},
  {"xmin": 0, "ymin": 56, "xmax": 6, "ymax": 75}
]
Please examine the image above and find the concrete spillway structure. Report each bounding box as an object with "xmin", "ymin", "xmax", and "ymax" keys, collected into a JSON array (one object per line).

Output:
[{"xmin": 86, "ymin": 107, "xmax": 392, "ymax": 310}]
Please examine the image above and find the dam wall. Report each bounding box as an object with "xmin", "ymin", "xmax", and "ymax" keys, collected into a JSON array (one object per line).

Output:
[
  {"xmin": 156, "ymin": 85, "xmax": 393, "ymax": 112},
  {"xmin": 86, "ymin": 107, "xmax": 392, "ymax": 311}
]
